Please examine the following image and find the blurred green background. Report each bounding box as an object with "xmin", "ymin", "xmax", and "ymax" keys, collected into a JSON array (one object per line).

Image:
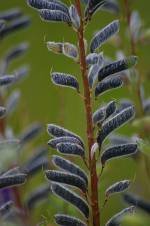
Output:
[{"xmin": 0, "ymin": 1, "xmax": 150, "ymax": 226}]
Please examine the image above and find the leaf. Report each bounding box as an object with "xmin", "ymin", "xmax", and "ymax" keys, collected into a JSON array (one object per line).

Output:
[
  {"xmin": 40, "ymin": 9, "xmax": 71, "ymax": 24},
  {"xmin": 55, "ymin": 214, "xmax": 87, "ymax": 226},
  {"xmin": 51, "ymin": 72, "xmax": 79, "ymax": 92},
  {"xmin": 46, "ymin": 170, "xmax": 87, "ymax": 192},
  {"xmin": 98, "ymin": 56, "xmax": 137, "ymax": 81},
  {"xmin": 101, "ymin": 143, "xmax": 137, "ymax": 166},
  {"xmin": 48, "ymin": 137, "xmax": 83, "ymax": 149},
  {"xmin": 69, "ymin": 5, "xmax": 80, "ymax": 29},
  {"xmin": 52, "ymin": 155, "xmax": 88, "ymax": 185},
  {"xmin": 97, "ymin": 106, "xmax": 135, "ymax": 145},
  {"xmin": 90, "ymin": 20, "xmax": 119, "ymax": 53},
  {"xmin": 95, "ymin": 76, "xmax": 123, "ymax": 97},
  {"xmin": 56, "ymin": 142, "xmax": 85, "ymax": 157},
  {"xmin": 51, "ymin": 183, "xmax": 89, "ymax": 218},
  {"xmin": 106, "ymin": 180, "xmax": 130, "ymax": 197},
  {"xmin": 0, "ymin": 173, "xmax": 27, "ymax": 189}
]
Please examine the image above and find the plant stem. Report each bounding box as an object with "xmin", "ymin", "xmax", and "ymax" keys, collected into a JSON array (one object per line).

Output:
[{"xmin": 75, "ymin": 1, "xmax": 100, "ymax": 226}]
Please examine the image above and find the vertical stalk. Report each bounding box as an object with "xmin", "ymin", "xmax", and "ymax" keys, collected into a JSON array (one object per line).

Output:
[{"xmin": 75, "ymin": 1, "xmax": 100, "ymax": 226}]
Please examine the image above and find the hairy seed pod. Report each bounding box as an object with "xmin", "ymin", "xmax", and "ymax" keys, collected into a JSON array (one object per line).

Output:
[
  {"xmin": 47, "ymin": 41, "xmax": 63, "ymax": 54},
  {"xmin": 0, "ymin": 75, "xmax": 15, "ymax": 86},
  {"xmin": 86, "ymin": 53, "xmax": 99, "ymax": 65},
  {"xmin": 90, "ymin": 20, "xmax": 119, "ymax": 52},
  {"xmin": 88, "ymin": 64, "xmax": 99, "ymax": 88},
  {"xmin": 106, "ymin": 180, "xmax": 130, "ymax": 197},
  {"xmin": 2, "ymin": 167, "xmax": 21, "ymax": 177},
  {"xmin": 19, "ymin": 123, "xmax": 42, "ymax": 145},
  {"xmin": 63, "ymin": 42, "xmax": 78, "ymax": 61},
  {"xmin": 97, "ymin": 106, "xmax": 135, "ymax": 145},
  {"xmin": 6, "ymin": 90, "xmax": 21, "ymax": 116},
  {"xmin": 101, "ymin": 0, "xmax": 120, "ymax": 15},
  {"xmin": 85, "ymin": 0, "xmax": 105, "ymax": 19},
  {"xmin": 101, "ymin": 143, "xmax": 137, "ymax": 166},
  {"xmin": 55, "ymin": 214, "xmax": 87, "ymax": 226},
  {"xmin": 105, "ymin": 101, "xmax": 117, "ymax": 119},
  {"xmin": 95, "ymin": 76, "xmax": 123, "ymax": 97},
  {"xmin": 52, "ymin": 155, "xmax": 88, "ymax": 186},
  {"xmin": 0, "ymin": 174, "xmax": 27, "ymax": 189},
  {"xmin": 115, "ymin": 99, "xmax": 133, "ymax": 114},
  {"xmin": 0, "ymin": 16, "xmax": 31, "ymax": 39},
  {"xmin": 69, "ymin": 5, "xmax": 80, "ymax": 29},
  {"xmin": 56, "ymin": 142, "xmax": 85, "ymax": 157},
  {"xmin": 105, "ymin": 206, "xmax": 135, "ymax": 226},
  {"xmin": 98, "ymin": 56, "xmax": 137, "ymax": 81},
  {"xmin": 0, "ymin": 201, "xmax": 14, "ymax": 217},
  {"xmin": 27, "ymin": 0, "xmax": 69, "ymax": 15},
  {"xmin": 123, "ymin": 193, "xmax": 150, "ymax": 214},
  {"xmin": 26, "ymin": 185, "xmax": 49, "ymax": 209},
  {"xmin": 0, "ymin": 20, "xmax": 5, "ymax": 31},
  {"xmin": 52, "ymin": 183, "xmax": 89, "ymax": 218},
  {"xmin": 48, "ymin": 137, "xmax": 83, "ymax": 149},
  {"xmin": 0, "ymin": 106, "xmax": 6, "ymax": 118},
  {"xmin": 0, "ymin": 8, "xmax": 22, "ymax": 21},
  {"xmin": 47, "ymin": 124, "xmax": 84, "ymax": 147},
  {"xmin": 46, "ymin": 170, "xmax": 87, "ymax": 192},
  {"xmin": 40, "ymin": 9, "xmax": 71, "ymax": 24},
  {"xmin": 51, "ymin": 72, "xmax": 79, "ymax": 92}
]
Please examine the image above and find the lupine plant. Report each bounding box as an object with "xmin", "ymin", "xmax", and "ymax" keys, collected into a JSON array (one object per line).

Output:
[{"xmin": 26, "ymin": 1, "xmax": 143, "ymax": 226}]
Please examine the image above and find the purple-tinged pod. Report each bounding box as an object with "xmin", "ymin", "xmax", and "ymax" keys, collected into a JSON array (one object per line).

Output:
[
  {"xmin": 106, "ymin": 180, "xmax": 130, "ymax": 197},
  {"xmin": 26, "ymin": 184, "xmax": 49, "ymax": 209},
  {"xmin": 98, "ymin": 56, "xmax": 137, "ymax": 81},
  {"xmin": 86, "ymin": 53, "xmax": 99, "ymax": 65},
  {"xmin": 14, "ymin": 65, "xmax": 30, "ymax": 82},
  {"xmin": 0, "ymin": 20, "xmax": 5, "ymax": 32},
  {"xmin": 90, "ymin": 20, "xmax": 119, "ymax": 53},
  {"xmin": 63, "ymin": 43, "xmax": 78, "ymax": 61},
  {"xmin": 51, "ymin": 72, "xmax": 79, "ymax": 92},
  {"xmin": 52, "ymin": 155, "xmax": 88, "ymax": 186},
  {"xmin": 2, "ymin": 167, "xmax": 21, "ymax": 177},
  {"xmin": 97, "ymin": 106, "xmax": 135, "ymax": 145},
  {"xmin": 46, "ymin": 170, "xmax": 87, "ymax": 192},
  {"xmin": 47, "ymin": 41, "xmax": 63, "ymax": 54},
  {"xmin": 116, "ymin": 99, "xmax": 133, "ymax": 114},
  {"xmin": 27, "ymin": 0, "xmax": 69, "ymax": 15},
  {"xmin": 0, "ymin": 16, "xmax": 31, "ymax": 39},
  {"xmin": 56, "ymin": 142, "xmax": 85, "ymax": 157},
  {"xmin": 101, "ymin": 143, "xmax": 137, "ymax": 166},
  {"xmin": 48, "ymin": 136, "xmax": 83, "ymax": 149},
  {"xmin": 123, "ymin": 193, "xmax": 150, "ymax": 214},
  {"xmin": 0, "ymin": 8, "xmax": 22, "ymax": 21},
  {"xmin": 0, "ymin": 106, "xmax": 6, "ymax": 118},
  {"xmin": 95, "ymin": 76, "xmax": 123, "ymax": 97},
  {"xmin": 19, "ymin": 123, "xmax": 42, "ymax": 145},
  {"xmin": 0, "ymin": 75, "xmax": 15, "ymax": 86},
  {"xmin": 55, "ymin": 214, "xmax": 87, "ymax": 226},
  {"xmin": 51, "ymin": 183, "xmax": 89, "ymax": 218},
  {"xmin": 105, "ymin": 206, "xmax": 135, "ymax": 226},
  {"xmin": 6, "ymin": 90, "xmax": 21, "ymax": 116},
  {"xmin": 101, "ymin": 0, "xmax": 120, "ymax": 15},
  {"xmin": 105, "ymin": 101, "xmax": 117, "ymax": 119},
  {"xmin": 47, "ymin": 124, "xmax": 84, "ymax": 146},
  {"xmin": 84, "ymin": 0, "xmax": 106, "ymax": 20},
  {"xmin": 40, "ymin": 9, "xmax": 71, "ymax": 24},
  {"xmin": 0, "ymin": 174, "xmax": 27, "ymax": 189},
  {"xmin": 69, "ymin": 5, "xmax": 80, "ymax": 30},
  {"xmin": 0, "ymin": 201, "xmax": 14, "ymax": 217}
]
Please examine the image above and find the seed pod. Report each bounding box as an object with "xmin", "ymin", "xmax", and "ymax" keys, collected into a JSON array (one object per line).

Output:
[
  {"xmin": 51, "ymin": 72, "xmax": 79, "ymax": 92},
  {"xmin": 90, "ymin": 20, "xmax": 119, "ymax": 53},
  {"xmin": 56, "ymin": 142, "xmax": 85, "ymax": 157},
  {"xmin": 2, "ymin": 167, "xmax": 21, "ymax": 177},
  {"xmin": 0, "ymin": 75, "xmax": 15, "ymax": 86},
  {"xmin": 101, "ymin": 143, "xmax": 137, "ymax": 166},
  {"xmin": 0, "ymin": 201, "xmax": 14, "ymax": 217},
  {"xmin": 0, "ymin": 106, "xmax": 6, "ymax": 118},
  {"xmin": 51, "ymin": 183, "xmax": 89, "ymax": 218},
  {"xmin": 52, "ymin": 155, "xmax": 88, "ymax": 186},
  {"xmin": 19, "ymin": 123, "xmax": 42, "ymax": 145},
  {"xmin": 0, "ymin": 8, "xmax": 22, "ymax": 21},
  {"xmin": 14, "ymin": 65, "xmax": 30, "ymax": 82},
  {"xmin": 26, "ymin": 185, "xmax": 49, "ymax": 209},
  {"xmin": 48, "ymin": 137, "xmax": 83, "ymax": 149},
  {"xmin": 105, "ymin": 101, "xmax": 117, "ymax": 119},
  {"xmin": 0, "ymin": 174, "xmax": 27, "ymax": 189},
  {"xmin": 86, "ymin": 53, "xmax": 99, "ymax": 65},
  {"xmin": 47, "ymin": 41, "xmax": 63, "ymax": 54},
  {"xmin": 55, "ymin": 214, "xmax": 87, "ymax": 226},
  {"xmin": 0, "ymin": 16, "xmax": 31, "ymax": 39},
  {"xmin": 69, "ymin": 5, "xmax": 80, "ymax": 29},
  {"xmin": 0, "ymin": 20, "xmax": 5, "ymax": 31},
  {"xmin": 105, "ymin": 206, "xmax": 135, "ymax": 226},
  {"xmin": 109, "ymin": 134, "xmax": 132, "ymax": 145},
  {"xmin": 97, "ymin": 106, "xmax": 135, "ymax": 145},
  {"xmin": 47, "ymin": 124, "xmax": 84, "ymax": 147},
  {"xmin": 98, "ymin": 56, "xmax": 137, "ymax": 81},
  {"xmin": 116, "ymin": 99, "xmax": 133, "ymax": 114},
  {"xmin": 40, "ymin": 9, "xmax": 71, "ymax": 24},
  {"xmin": 123, "ymin": 193, "xmax": 150, "ymax": 214},
  {"xmin": 27, "ymin": 0, "xmax": 69, "ymax": 15},
  {"xmin": 88, "ymin": 64, "xmax": 100, "ymax": 89},
  {"xmin": 6, "ymin": 90, "xmax": 20, "ymax": 116},
  {"xmin": 95, "ymin": 76, "xmax": 123, "ymax": 97},
  {"xmin": 63, "ymin": 43, "xmax": 78, "ymax": 61},
  {"xmin": 106, "ymin": 180, "xmax": 130, "ymax": 197},
  {"xmin": 101, "ymin": 0, "xmax": 120, "ymax": 15},
  {"xmin": 85, "ymin": 0, "xmax": 106, "ymax": 19},
  {"xmin": 46, "ymin": 170, "xmax": 87, "ymax": 192}
]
